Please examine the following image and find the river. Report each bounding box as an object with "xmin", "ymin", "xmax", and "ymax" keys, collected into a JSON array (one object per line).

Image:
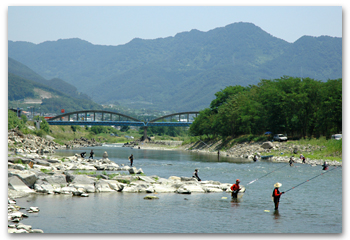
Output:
[{"xmin": 15, "ymin": 144, "xmax": 342, "ymax": 233}]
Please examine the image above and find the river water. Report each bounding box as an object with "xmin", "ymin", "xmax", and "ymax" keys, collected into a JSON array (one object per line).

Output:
[{"xmin": 15, "ymin": 144, "xmax": 342, "ymax": 233}]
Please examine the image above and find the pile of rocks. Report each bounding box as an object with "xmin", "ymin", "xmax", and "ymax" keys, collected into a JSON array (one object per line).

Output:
[
  {"xmin": 8, "ymin": 150, "xmax": 233, "ymax": 197},
  {"xmin": 8, "ymin": 128, "xmax": 63, "ymax": 155},
  {"xmin": 8, "ymin": 198, "xmax": 44, "ymax": 233},
  {"xmin": 64, "ymin": 137, "xmax": 102, "ymax": 148}
]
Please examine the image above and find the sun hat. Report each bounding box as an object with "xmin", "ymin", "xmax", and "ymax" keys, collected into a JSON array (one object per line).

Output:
[{"xmin": 274, "ymin": 182, "xmax": 282, "ymax": 188}]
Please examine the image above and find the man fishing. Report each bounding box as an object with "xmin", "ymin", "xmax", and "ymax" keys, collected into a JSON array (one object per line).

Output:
[
  {"xmin": 272, "ymin": 182, "xmax": 284, "ymax": 210},
  {"xmin": 129, "ymin": 154, "xmax": 134, "ymax": 167},
  {"xmin": 322, "ymin": 161, "xmax": 329, "ymax": 170},
  {"xmin": 289, "ymin": 157, "xmax": 294, "ymax": 166},
  {"xmin": 231, "ymin": 179, "xmax": 241, "ymax": 199}
]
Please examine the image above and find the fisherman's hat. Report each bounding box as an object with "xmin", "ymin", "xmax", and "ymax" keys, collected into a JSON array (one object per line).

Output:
[{"xmin": 274, "ymin": 182, "xmax": 282, "ymax": 188}]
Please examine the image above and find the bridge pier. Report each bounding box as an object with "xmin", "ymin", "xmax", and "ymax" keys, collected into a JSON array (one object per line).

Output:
[{"xmin": 143, "ymin": 126, "xmax": 148, "ymax": 141}]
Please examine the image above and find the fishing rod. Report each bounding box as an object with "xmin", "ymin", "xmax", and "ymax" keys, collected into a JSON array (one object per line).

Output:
[
  {"xmin": 246, "ymin": 163, "xmax": 289, "ymax": 185},
  {"xmin": 284, "ymin": 166, "xmax": 339, "ymax": 193}
]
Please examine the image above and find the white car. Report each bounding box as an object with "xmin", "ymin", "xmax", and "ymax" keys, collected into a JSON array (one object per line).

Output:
[
  {"xmin": 273, "ymin": 134, "xmax": 288, "ymax": 142},
  {"xmin": 331, "ymin": 134, "xmax": 342, "ymax": 140}
]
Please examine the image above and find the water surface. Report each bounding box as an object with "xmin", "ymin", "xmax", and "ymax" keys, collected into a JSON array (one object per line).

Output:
[{"xmin": 15, "ymin": 145, "xmax": 342, "ymax": 233}]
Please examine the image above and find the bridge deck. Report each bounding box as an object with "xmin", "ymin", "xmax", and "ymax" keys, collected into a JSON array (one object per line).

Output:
[{"xmin": 47, "ymin": 121, "xmax": 192, "ymax": 127}]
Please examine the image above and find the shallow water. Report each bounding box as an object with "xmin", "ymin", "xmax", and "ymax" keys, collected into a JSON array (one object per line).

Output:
[{"xmin": 15, "ymin": 144, "xmax": 342, "ymax": 233}]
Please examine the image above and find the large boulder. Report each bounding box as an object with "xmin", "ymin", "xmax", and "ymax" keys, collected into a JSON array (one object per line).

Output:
[
  {"xmin": 152, "ymin": 184, "xmax": 177, "ymax": 193},
  {"xmin": 261, "ymin": 141, "xmax": 273, "ymax": 149},
  {"xmin": 39, "ymin": 174, "xmax": 68, "ymax": 188},
  {"xmin": 68, "ymin": 175, "xmax": 96, "ymax": 193},
  {"xmin": 8, "ymin": 169, "xmax": 38, "ymax": 188},
  {"xmin": 8, "ymin": 176, "xmax": 35, "ymax": 194},
  {"xmin": 95, "ymin": 179, "xmax": 114, "ymax": 192},
  {"xmin": 105, "ymin": 180, "xmax": 124, "ymax": 192},
  {"xmin": 178, "ymin": 184, "xmax": 205, "ymax": 193}
]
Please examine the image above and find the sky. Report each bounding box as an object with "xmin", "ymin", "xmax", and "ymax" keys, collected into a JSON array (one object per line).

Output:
[{"xmin": 7, "ymin": 3, "xmax": 343, "ymax": 46}]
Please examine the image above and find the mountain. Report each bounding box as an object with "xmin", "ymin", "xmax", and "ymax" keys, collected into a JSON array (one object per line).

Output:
[
  {"xmin": 8, "ymin": 57, "xmax": 91, "ymax": 100},
  {"xmin": 8, "ymin": 22, "xmax": 342, "ymax": 111},
  {"xmin": 8, "ymin": 59, "xmax": 103, "ymax": 113}
]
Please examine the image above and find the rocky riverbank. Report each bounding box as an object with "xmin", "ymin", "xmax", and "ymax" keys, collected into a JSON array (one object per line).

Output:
[
  {"xmin": 180, "ymin": 140, "xmax": 342, "ymax": 167},
  {"xmin": 7, "ymin": 148, "xmax": 235, "ymax": 233}
]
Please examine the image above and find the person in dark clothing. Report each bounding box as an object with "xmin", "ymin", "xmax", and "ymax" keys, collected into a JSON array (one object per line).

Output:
[
  {"xmin": 89, "ymin": 150, "xmax": 94, "ymax": 159},
  {"xmin": 272, "ymin": 182, "xmax": 284, "ymax": 210},
  {"xmin": 80, "ymin": 152, "xmax": 86, "ymax": 158},
  {"xmin": 300, "ymin": 154, "xmax": 306, "ymax": 163},
  {"xmin": 322, "ymin": 161, "xmax": 329, "ymax": 170},
  {"xmin": 253, "ymin": 154, "xmax": 258, "ymax": 162},
  {"xmin": 193, "ymin": 169, "xmax": 201, "ymax": 181},
  {"xmin": 129, "ymin": 154, "xmax": 134, "ymax": 167},
  {"xmin": 289, "ymin": 157, "xmax": 294, "ymax": 166},
  {"xmin": 230, "ymin": 179, "xmax": 241, "ymax": 199}
]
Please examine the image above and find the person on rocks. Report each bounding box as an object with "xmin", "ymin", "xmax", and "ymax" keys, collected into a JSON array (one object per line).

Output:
[
  {"xmin": 231, "ymin": 179, "xmax": 241, "ymax": 199},
  {"xmin": 80, "ymin": 152, "xmax": 86, "ymax": 158},
  {"xmin": 300, "ymin": 154, "xmax": 306, "ymax": 163},
  {"xmin": 89, "ymin": 150, "xmax": 94, "ymax": 159},
  {"xmin": 322, "ymin": 161, "xmax": 329, "ymax": 170},
  {"xmin": 272, "ymin": 182, "xmax": 284, "ymax": 211},
  {"xmin": 129, "ymin": 154, "xmax": 134, "ymax": 167},
  {"xmin": 253, "ymin": 154, "xmax": 258, "ymax": 162},
  {"xmin": 289, "ymin": 157, "xmax": 294, "ymax": 166},
  {"xmin": 193, "ymin": 169, "xmax": 201, "ymax": 181}
]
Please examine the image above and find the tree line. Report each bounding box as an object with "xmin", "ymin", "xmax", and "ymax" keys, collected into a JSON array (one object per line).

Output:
[{"xmin": 189, "ymin": 76, "xmax": 342, "ymax": 139}]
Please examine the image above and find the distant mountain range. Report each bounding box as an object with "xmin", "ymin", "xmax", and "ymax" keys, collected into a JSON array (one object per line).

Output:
[{"xmin": 8, "ymin": 22, "xmax": 342, "ymax": 112}]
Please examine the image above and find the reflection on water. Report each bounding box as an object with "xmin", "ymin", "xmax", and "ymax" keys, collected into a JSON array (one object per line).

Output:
[{"xmin": 15, "ymin": 145, "xmax": 342, "ymax": 233}]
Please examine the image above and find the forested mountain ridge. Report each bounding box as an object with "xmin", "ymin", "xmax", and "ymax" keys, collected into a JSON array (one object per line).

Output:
[
  {"xmin": 8, "ymin": 57, "xmax": 91, "ymax": 100},
  {"xmin": 8, "ymin": 22, "xmax": 342, "ymax": 111},
  {"xmin": 8, "ymin": 59, "xmax": 103, "ymax": 113}
]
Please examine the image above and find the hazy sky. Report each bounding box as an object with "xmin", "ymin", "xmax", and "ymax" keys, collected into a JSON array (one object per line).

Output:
[{"xmin": 7, "ymin": 4, "xmax": 342, "ymax": 46}]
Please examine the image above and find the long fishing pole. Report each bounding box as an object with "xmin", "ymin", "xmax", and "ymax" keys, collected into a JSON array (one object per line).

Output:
[
  {"xmin": 284, "ymin": 166, "xmax": 339, "ymax": 193},
  {"xmin": 246, "ymin": 163, "xmax": 289, "ymax": 185}
]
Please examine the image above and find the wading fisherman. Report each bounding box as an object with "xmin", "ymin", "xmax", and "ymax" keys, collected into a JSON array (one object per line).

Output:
[
  {"xmin": 322, "ymin": 161, "xmax": 329, "ymax": 170},
  {"xmin": 231, "ymin": 179, "xmax": 241, "ymax": 199},
  {"xmin": 193, "ymin": 169, "xmax": 201, "ymax": 181},
  {"xmin": 272, "ymin": 182, "xmax": 284, "ymax": 210},
  {"xmin": 89, "ymin": 150, "xmax": 94, "ymax": 159},
  {"xmin": 129, "ymin": 154, "xmax": 134, "ymax": 167},
  {"xmin": 289, "ymin": 157, "xmax": 294, "ymax": 166}
]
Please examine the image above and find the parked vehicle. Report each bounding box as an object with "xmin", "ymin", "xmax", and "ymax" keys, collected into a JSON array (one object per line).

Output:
[
  {"xmin": 273, "ymin": 134, "xmax": 288, "ymax": 142},
  {"xmin": 331, "ymin": 134, "xmax": 342, "ymax": 140}
]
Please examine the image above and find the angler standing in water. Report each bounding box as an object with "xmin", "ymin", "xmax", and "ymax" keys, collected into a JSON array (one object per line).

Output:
[
  {"xmin": 322, "ymin": 161, "xmax": 329, "ymax": 170},
  {"xmin": 289, "ymin": 157, "xmax": 295, "ymax": 166},
  {"xmin": 129, "ymin": 154, "xmax": 134, "ymax": 167},
  {"xmin": 272, "ymin": 182, "xmax": 284, "ymax": 211},
  {"xmin": 231, "ymin": 179, "xmax": 241, "ymax": 199}
]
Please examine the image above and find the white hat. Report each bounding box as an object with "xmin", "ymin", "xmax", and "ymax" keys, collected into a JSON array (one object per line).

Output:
[{"xmin": 274, "ymin": 182, "xmax": 282, "ymax": 188}]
